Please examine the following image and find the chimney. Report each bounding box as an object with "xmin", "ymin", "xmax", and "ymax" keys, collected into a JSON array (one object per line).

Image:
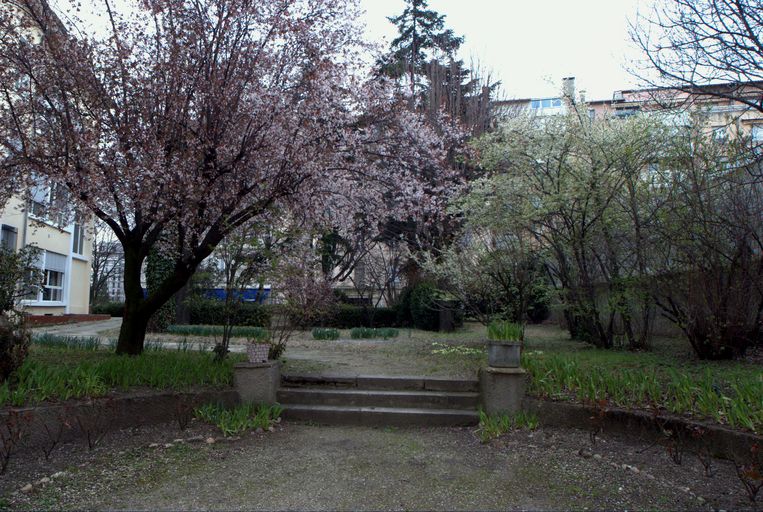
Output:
[
  {"xmin": 562, "ymin": 77, "xmax": 576, "ymax": 100},
  {"xmin": 579, "ymin": 89, "xmax": 587, "ymax": 103}
]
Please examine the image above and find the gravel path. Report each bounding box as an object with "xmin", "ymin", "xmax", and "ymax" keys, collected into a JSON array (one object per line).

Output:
[{"xmin": 3, "ymin": 421, "xmax": 754, "ymax": 511}]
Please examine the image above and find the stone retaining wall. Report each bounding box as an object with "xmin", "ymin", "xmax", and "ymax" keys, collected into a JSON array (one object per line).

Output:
[
  {"xmin": 524, "ymin": 397, "xmax": 761, "ymax": 462},
  {"xmin": 1, "ymin": 389, "xmax": 239, "ymax": 454}
]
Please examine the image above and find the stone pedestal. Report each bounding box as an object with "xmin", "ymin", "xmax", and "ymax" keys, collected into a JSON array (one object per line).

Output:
[
  {"xmin": 233, "ymin": 361, "xmax": 280, "ymax": 405},
  {"xmin": 479, "ymin": 366, "xmax": 527, "ymax": 415}
]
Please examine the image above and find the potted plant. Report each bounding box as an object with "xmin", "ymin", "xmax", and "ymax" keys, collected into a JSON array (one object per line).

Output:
[{"xmin": 485, "ymin": 320, "xmax": 523, "ymax": 368}]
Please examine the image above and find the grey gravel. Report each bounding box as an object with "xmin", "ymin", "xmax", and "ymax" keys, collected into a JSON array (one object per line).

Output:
[{"xmin": 2, "ymin": 420, "xmax": 757, "ymax": 511}]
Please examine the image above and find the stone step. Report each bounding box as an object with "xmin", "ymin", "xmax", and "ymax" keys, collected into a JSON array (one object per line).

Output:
[
  {"xmin": 281, "ymin": 374, "xmax": 479, "ymax": 393},
  {"xmin": 277, "ymin": 387, "xmax": 480, "ymax": 410},
  {"xmin": 281, "ymin": 404, "xmax": 479, "ymax": 427}
]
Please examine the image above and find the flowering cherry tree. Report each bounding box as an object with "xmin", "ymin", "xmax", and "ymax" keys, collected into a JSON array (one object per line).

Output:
[{"xmin": 0, "ymin": 0, "xmax": 455, "ymax": 354}]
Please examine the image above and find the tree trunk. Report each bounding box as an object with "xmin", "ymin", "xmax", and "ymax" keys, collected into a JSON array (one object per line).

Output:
[
  {"xmin": 116, "ymin": 305, "xmax": 149, "ymax": 355},
  {"xmin": 116, "ymin": 246, "xmax": 147, "ymax": 355}
]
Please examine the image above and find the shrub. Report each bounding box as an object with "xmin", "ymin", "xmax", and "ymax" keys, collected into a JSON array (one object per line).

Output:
[
  {"xmin": 477, "ymin": 410, "xmax": 539, "ymax": 443},
  {"xmin": 409, "ymin": 282, "xmax": 440, "ymax": 331},
  {"xmin": 394, "ymin": 286, "xmax": 414, "ymax": 327},
  {"xmin": 315, "ymin": 305, "xmax": 399, "ymax": 329},
  {"xmin": 146, "ymin": 249, "xmax": 176, "ymax": 332},
  {"xmin": 194, "ymin": 402, "xmax": 282, "ymax": 436},
  {"xmin": 349, "ymin": 327, "xmax": 399, "ymax": 339},
  {"xmin": 312, "ymin": 328, "xmax": 340, "ymax": 340},
  {"xmin": 166, "ymin": 324, "xmax": 269, "ymax": 340},
  {"xmin": 187, "ymin": 299, "xmax": 271, "ymax": 327},
  {"xmin": 91, "ymin": 302, "xmax": 125, "ymax": 317},
  {"xmin": 0, "ymin": 320, "xmax": 29, "ymax": 383}
]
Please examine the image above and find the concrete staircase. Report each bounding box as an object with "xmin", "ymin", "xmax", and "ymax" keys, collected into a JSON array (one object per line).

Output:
[{"xmin": 278, "ymin": 374, "xmax": 480, "ymax": 427}]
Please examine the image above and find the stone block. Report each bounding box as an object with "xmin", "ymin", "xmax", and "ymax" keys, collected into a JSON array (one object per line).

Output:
[
  {"xmin": 479, "ymin": 366, "xmax": 527, "ymax": 415},
  {"xmin": 234, "ymin": 361, "xmax": 280, "ymax": 405}
]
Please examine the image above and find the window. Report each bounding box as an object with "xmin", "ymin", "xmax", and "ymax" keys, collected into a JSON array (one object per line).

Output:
[
  {"xmin": 712, "ymin": 126, "xmax": 727, "ymax": 142},
  {"xmin": 531, "ymin": 98, "xmax": 562, "ymax": 110},
  {"xmin": 1, "ymin": 225, "xmax": 17, "ymax": 251},
  {"xmin": 42, "ymin": 269, "xmax": 64, "ymax": 301},
  {"xmin": 72, "ymin": 220, "xmax": 85, "ymax": 255},
  {"xmin": 752, "ymin": 124, "xmax": 763, "ymax": 142},
  {"xmin": 24, "ymin": 250, "xmax": 66, "ymax": 303},
  {"xmin": 27, "ymin": 177, "xmax": 72, "ymax": 227},
  {"xmin": 588, "ymin": 109, "xmax": 595, "ymax": 122},
  {"xmin": 41, "ymin": 252, "xmax": 66, "ymax": 302}
]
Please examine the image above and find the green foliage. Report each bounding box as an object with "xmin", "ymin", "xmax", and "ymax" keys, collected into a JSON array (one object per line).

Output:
[
  {"xmin": 0, "ymin": 320, "xmax": 28, "ymax": 384},
  {"xmin": 194, "ymin": 402, "xmax": 283, "ymax": 436},
  {"xmin": 145, "ymin": 248, "xmax": 176, "ymax": 332},
  {"xmin": 32, "ymin": 334, "xmax": 101, "ymax": 350},
  {"xmin": 166, "ymin": 324, "xmax": 269, "ymax": 340},
  {"xmin": 91, "ymin": 302, "xmax": 125, "ymax": 317},
  {"xmin": 381, "ymin": 0, "xmax": 463, "ymax": 81},
  {"xmin": 0, "ymin": 246, "xmax": 42, "ymax": 382},
  {"xmin": 317, "ymin": 304, "xmax": 400, "ymax": 329},
  {"xmin": 477, "ymin": 410, "xmax": 539, "ymax": 443},
  {"xmin": 0, "ymin": 345, "xmax": 242, "ymax": 406},
  {"xmin": 186, "ymin": 299, "xmax": 271, "ymax": 327},
  {"xmin": 487, "ymin": 320, "xmax": 523, "ymax": 342},
  {"xmin": 409, "ymin": 282, "xmax": 441, "ymax": 331},
  {"xmin": 349, "ymin": 327, "xmax": 399, "ymax": 339},
  {"xmin": 0, "ymin": 246, "xmax": 42, "ymax": 314},
  {"xmin": 521, "ymin": 350, "xmax": 763, "ymax": 433},
  {"xmin": 312, "ymin": 328, "xmax": 340, "ymax": 340}
]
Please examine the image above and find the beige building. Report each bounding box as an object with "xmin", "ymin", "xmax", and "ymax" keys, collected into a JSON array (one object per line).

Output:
[
  {"xmin": 494, "ymin": 78, "xmax": 763, "ymax": 144},
  {"xmin": 1, "ymin": 187, "xmax": 92, "ymax": 315}
]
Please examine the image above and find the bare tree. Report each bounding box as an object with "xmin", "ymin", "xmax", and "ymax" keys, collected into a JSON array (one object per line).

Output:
[
  {"xmin": 90, "ymin": 219, "xmax": 122, "ymax": 305},
  {"xmin": 630, "ymin": 0, "xmax": 763, "ymax": 112}
]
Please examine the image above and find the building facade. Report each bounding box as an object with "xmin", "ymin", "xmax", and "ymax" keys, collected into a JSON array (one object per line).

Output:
[{"xmin": 0, "ymin": 190, "xmax": 92, "ymax": 316}]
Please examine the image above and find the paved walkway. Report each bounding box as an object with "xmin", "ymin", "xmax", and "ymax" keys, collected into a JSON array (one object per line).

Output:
[{"xmin": 31, "ymin": 318, "xmax": 122, "ymax": 337}]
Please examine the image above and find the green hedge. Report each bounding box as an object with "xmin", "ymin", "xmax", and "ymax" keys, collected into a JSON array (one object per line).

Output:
[
  {"xmin": 91, "ymin": 302, "xmax": 125, "ymax": 317},
  {"xmin": 187, "ymin": 299, "xmax": 271, "ymax": 327},
  {"xmin": 318, "ymin": 305, "xmax": 400, "ymax": 329}
]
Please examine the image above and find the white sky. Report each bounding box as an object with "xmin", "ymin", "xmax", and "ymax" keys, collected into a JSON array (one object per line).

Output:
[{"xmin": 360, "ymin": 0, "xmax": 650, "ymax": 102}]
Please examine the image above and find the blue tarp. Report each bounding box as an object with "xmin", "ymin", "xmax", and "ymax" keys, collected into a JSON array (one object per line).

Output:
[{"xmin": 201, "ymin": 288, "xmax": 270, "ymax": 304}]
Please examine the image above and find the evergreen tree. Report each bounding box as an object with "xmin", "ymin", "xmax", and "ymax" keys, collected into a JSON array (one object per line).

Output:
[{"xmin": 380, "ymin": 0, "xmax": 464, "ymax": 98}]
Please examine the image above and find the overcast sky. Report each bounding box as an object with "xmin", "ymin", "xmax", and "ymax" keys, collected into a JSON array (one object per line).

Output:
[
  {"xmin": 360, "ymin": 0, "xmax": 651, "ymax": 102},
  {"xmin": 54, "ymin": 0, "xmax": 653, "ymax": 102}
]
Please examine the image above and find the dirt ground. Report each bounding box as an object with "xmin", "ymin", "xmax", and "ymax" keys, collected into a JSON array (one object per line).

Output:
[{"xmin": 2, "ymin": 418, "xmax": 756, "ymax": 511}]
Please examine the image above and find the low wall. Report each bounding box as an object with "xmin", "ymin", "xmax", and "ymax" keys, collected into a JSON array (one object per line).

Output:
[
  {"xmin": 524, "ymin": 397, "xmax": 761, "ymax": 462},
  {"xmin": 26, "ymin": 314, "xmax": 112, "ymax": 327},
  {"xmin": 1, "ymin": 389, "xmax": 239, "ymax": 454}
]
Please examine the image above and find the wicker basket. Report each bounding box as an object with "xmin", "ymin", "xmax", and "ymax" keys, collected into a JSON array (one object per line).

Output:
[{"xmin": 246, "ymin": 343, "xmax": 269, "ymax": 363}]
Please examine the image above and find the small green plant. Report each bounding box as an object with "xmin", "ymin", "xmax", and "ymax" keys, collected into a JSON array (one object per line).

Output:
[
  {"xmin": 487, "ymin": 320, "xmax": 523, "ymax": 342},
  {"xmin": 194, "ymin": 402, "xmax": 283, "ymax": 436},
  {"xmin": 477, "ymin": 409, "xmax": 539, "ymax": 443},
  {"xmin": 32, "ymin": 334, "xmax": 101, "ymax": 350},
  {"xmin": 166, "ymin": 324, "xmax": 269, "ymax": 340},
  {"xmin": 312, "ymin": 328, "xmax": 340, "ymax": 340},
  {"xmin": 350, "ymin": 327, "xmax": 399, "ymax": 339}
]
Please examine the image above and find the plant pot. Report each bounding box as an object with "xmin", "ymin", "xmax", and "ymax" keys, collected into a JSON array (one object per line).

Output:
[
  {"xmin": 247, "ymin": 343, "xmax": 269, "ymax": 363},
  {"xmin": 486, "ymin": 340, "xmax": 521, "ymax": 368}
]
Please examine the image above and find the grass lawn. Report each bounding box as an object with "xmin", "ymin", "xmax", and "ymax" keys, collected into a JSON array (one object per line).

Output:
[
  {"xmin": 8, "ymin": 324, "xmax": 762, "ymax": 434},
  {"xmin": 521, "ymin": 326, "xmax": 762, "ymax": 434},
  {"xmin": 0, "ymin": 337, "xmax": 245, "ymax": 407}
]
